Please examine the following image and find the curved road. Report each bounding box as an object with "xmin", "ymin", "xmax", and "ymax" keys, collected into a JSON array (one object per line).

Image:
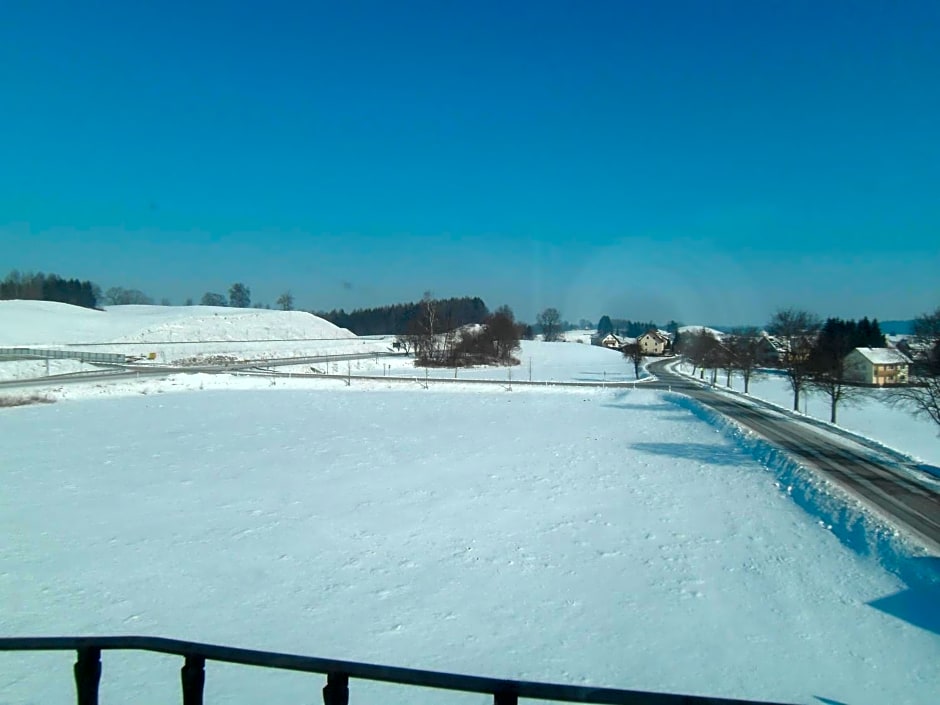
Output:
[{"xmin": 647, "ymin": 359, "xmax": 940, "ymax": 554}]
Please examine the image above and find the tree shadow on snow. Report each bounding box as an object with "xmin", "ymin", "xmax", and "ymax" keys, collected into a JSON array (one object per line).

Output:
[
  {"xmin": 629, "ymin": 441, "xmax": 746, "ymax": 467},
  {"xmin": 866, "ymin": 557, "xmax": 940, "ymax": 636}
]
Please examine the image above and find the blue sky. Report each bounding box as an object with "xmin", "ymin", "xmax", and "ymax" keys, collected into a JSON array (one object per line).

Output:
[{"xmin": 1, "ymin": 1, "xmax": 938, "ymax": 325}]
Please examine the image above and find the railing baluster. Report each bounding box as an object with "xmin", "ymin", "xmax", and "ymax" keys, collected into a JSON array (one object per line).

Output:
[
  {"xmin": 181, "ymin": 655, "xmax": 206, "ymax": 705},
  {"xmin": 0, "ymin": 635, "xmax": 800, "ymax": 705},
  {"xmin": 73, "ymin": 647, "xmax": 101, "ymax": 705},
  {"xmin": 322, "ymin": 672, "xmax": 349, "ymax": 705}
]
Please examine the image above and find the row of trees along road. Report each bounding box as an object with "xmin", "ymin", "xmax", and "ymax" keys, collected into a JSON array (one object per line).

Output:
[
  {"xmin": 890, "ymin": 307, "xmax": 940, "ymax": 431},
  {"xmin": 679, "ymin": 310, "xmax": 889, "ymax": 424}
]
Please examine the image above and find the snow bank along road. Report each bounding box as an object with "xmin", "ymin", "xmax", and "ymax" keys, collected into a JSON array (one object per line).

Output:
[{"xmin": 648, "ymin": 359, "xmax": 940, "ymax": 554}]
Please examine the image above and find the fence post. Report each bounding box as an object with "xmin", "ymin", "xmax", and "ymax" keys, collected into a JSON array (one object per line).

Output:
[
  {"xmin": 322, "ymin": 673, "xmax": 349, "ymax": 705},
  {"xmin": 74, "ymin": 647, "xmax": 101, "ymax": 705},
  {"xmin": 181, "ymin": 655, "xmax": 206, "ymax": 705},
  {"xmin": 494, "ymin": 689, "xmax": 518, "ymax": 705}
]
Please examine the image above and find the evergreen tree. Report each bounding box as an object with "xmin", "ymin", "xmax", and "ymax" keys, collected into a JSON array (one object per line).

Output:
[
  {"xmin": 320, "ymin": 296, "xmax": 490, "ymax": 335},
  {"xmin": 0, "ymin": 270, "xmax": 100, "ymax": 309}
]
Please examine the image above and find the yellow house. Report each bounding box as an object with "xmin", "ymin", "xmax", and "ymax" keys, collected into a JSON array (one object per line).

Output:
[
  {"xmin": 638, "ymin": 330, "xmax": 671, "ymax": 356},
  {"xmin": 843, "ymin": 347, "xmax": 909, "ymax": 386}
]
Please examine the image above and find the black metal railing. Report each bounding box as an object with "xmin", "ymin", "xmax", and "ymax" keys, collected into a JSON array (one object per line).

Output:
[{"xmin": 0, "ymin": 635, "xmax": 795, "ymax": 705}]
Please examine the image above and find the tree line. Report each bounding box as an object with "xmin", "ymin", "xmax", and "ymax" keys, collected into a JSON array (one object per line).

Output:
[
  {"xmin": 319, "ymin": 296, "xmax": 491, "ymax": 336},
  {"xmin": 1, "ymin": 270, "xmax": 98, "ymax": 309},
  {"xmin": 597, "ymin": 316, "xmax": 680, "ymax": 339},
  {"xmin": 675, "ymin": 307, "xmax": 940, "ymax": 432}
]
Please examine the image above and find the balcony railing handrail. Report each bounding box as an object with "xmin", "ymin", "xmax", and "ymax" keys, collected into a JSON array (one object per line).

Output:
[{"xmin": 0, "ymin": 634, "xmax": 796, "ymax": 705}]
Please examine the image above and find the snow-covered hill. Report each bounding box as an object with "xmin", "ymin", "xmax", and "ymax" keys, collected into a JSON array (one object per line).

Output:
[
  {"xmin": 678, "ymin": 325, "xmax": 725, "ymax": 339},
  {"xmin": 0, "ymin": 300, "xmax": 354, "ymax": 346}
]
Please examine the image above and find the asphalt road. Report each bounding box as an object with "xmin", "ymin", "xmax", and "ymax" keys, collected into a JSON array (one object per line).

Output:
[
  {"xmin": 647, "ymin": 359, "xmax": 940, "ymax": 553},
  {"xmin": 0, "ymin": 352, "xmax": 407, "ymax": 389}
]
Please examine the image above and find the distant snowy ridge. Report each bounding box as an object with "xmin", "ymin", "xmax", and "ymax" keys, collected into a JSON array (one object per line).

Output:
[{"xmin": 677, "ymin": 325, "xmax": 725, "ymax": 339}]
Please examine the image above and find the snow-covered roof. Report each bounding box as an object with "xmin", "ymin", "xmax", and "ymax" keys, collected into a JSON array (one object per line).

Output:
[
  {"xmin": 640, "ymin": 329, "xmax": 670, "ymax": 342},
  {"xmin": 850, "ymin": 347, "xmax": 910, "ymax": 365},
  {"xmin": 760, "ymin": 334, "xmax": 789, "ymax": 352}
]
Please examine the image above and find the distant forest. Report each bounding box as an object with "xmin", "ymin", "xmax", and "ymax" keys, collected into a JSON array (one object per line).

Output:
[
  {"xmin": 0, "ymin": 270, "xmax": 98, "ymax": 309},
  {"xmin": 319, "ymin": 296, "xmax": 491, "ymax": 335},
  {"xmin": 597, "ymin": 316, "xmax": 679, "ymax": 338}
]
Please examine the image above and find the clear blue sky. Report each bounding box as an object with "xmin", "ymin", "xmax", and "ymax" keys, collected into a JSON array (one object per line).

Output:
[{"xmin": 2, "ymin": 0, "xmax": 938, "ymax": 325}]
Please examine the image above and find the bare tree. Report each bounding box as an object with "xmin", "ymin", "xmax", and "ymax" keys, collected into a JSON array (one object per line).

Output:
[
  {"xmin": 807, "ymin": 319, "xmax": 867, "ymax": 424},
  {"xmin": 622, "ymin": 340, "xmax": 643, "ymax": 379},
  {"xmin": 394, "ymin": 333, "xmax": 413, "ymax": 354},
  {"xmin": 912, "ymin": 306, "xmax": 940, "ymax": 351},
  {"xmin": 767, "ymin": 308, "xmax": 821, "ymax": 411},
  {"xmin": 727, "ymin": 327, "xmax": 763, "ymax": 394},
  {"xmin": 808, "ymin": 355, "xmax": 865, "ymax": 424},
  {"xmin": 200, "ymin": 292, "xmax": 227, "ymax": 307},
  {"xmin": 718, "ymin": 342, "xmax": 735, "ymax": 387},
  {"xmin": 890, "ymin": 306, "xmax": 940, "ymax": 432},
  {"xmin": 487, "ymin": 306, "xmax": 521, "ymax": 362},
  {"xmin": 105, "ymin": 287, "xmax": 153, "ymax": 305},
  {"xmin": 413, "ymin": 292, "xmax": 438, "ymax": 364},
  {"xmin": 228, "ymin": 282, "xmax": 251, "ymax": 308},
  {"xmin": 890, "ymin": 375, "xmax": 940, "ymax": 431},
  {"xmin": 683, "ymin": 328, "xmax": 721, "ymax": 378},
  {"xmin": 277, "ymin": 291, "xmax": 294, "ymax": 311},
  {"xmin": 537, "ymin": 307, "xmax": 562, "ymax": 342}
]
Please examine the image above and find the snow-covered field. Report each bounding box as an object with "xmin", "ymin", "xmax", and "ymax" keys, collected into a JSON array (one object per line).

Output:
[
  {"xmin": 674, "ymin": 361, "xmax": 940, "ymax": 468},
  {"xmin": 1, "ymin": 303, "xmax": 938, "ymax": 705},
  {"xmin": 305, "ymin": 339, "xmax": 640, "ymax": 383},
  {"xmin": 2, "ymin": 388, "xmax": 938, "ymax": 705}
]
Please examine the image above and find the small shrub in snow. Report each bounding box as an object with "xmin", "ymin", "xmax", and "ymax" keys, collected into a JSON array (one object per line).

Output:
[{"xmin": 0, "ymin": 394, "xmax": 55, "ymax": 408}]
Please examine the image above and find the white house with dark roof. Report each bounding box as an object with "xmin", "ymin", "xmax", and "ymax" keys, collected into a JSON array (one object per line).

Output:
[
  {"xmin": 843, "ymin": 347, "xmax": 909, "ymax": 386},
  {"xmin": 600, "ymin": 333, "xmax": 625, "ymax": 349}
]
